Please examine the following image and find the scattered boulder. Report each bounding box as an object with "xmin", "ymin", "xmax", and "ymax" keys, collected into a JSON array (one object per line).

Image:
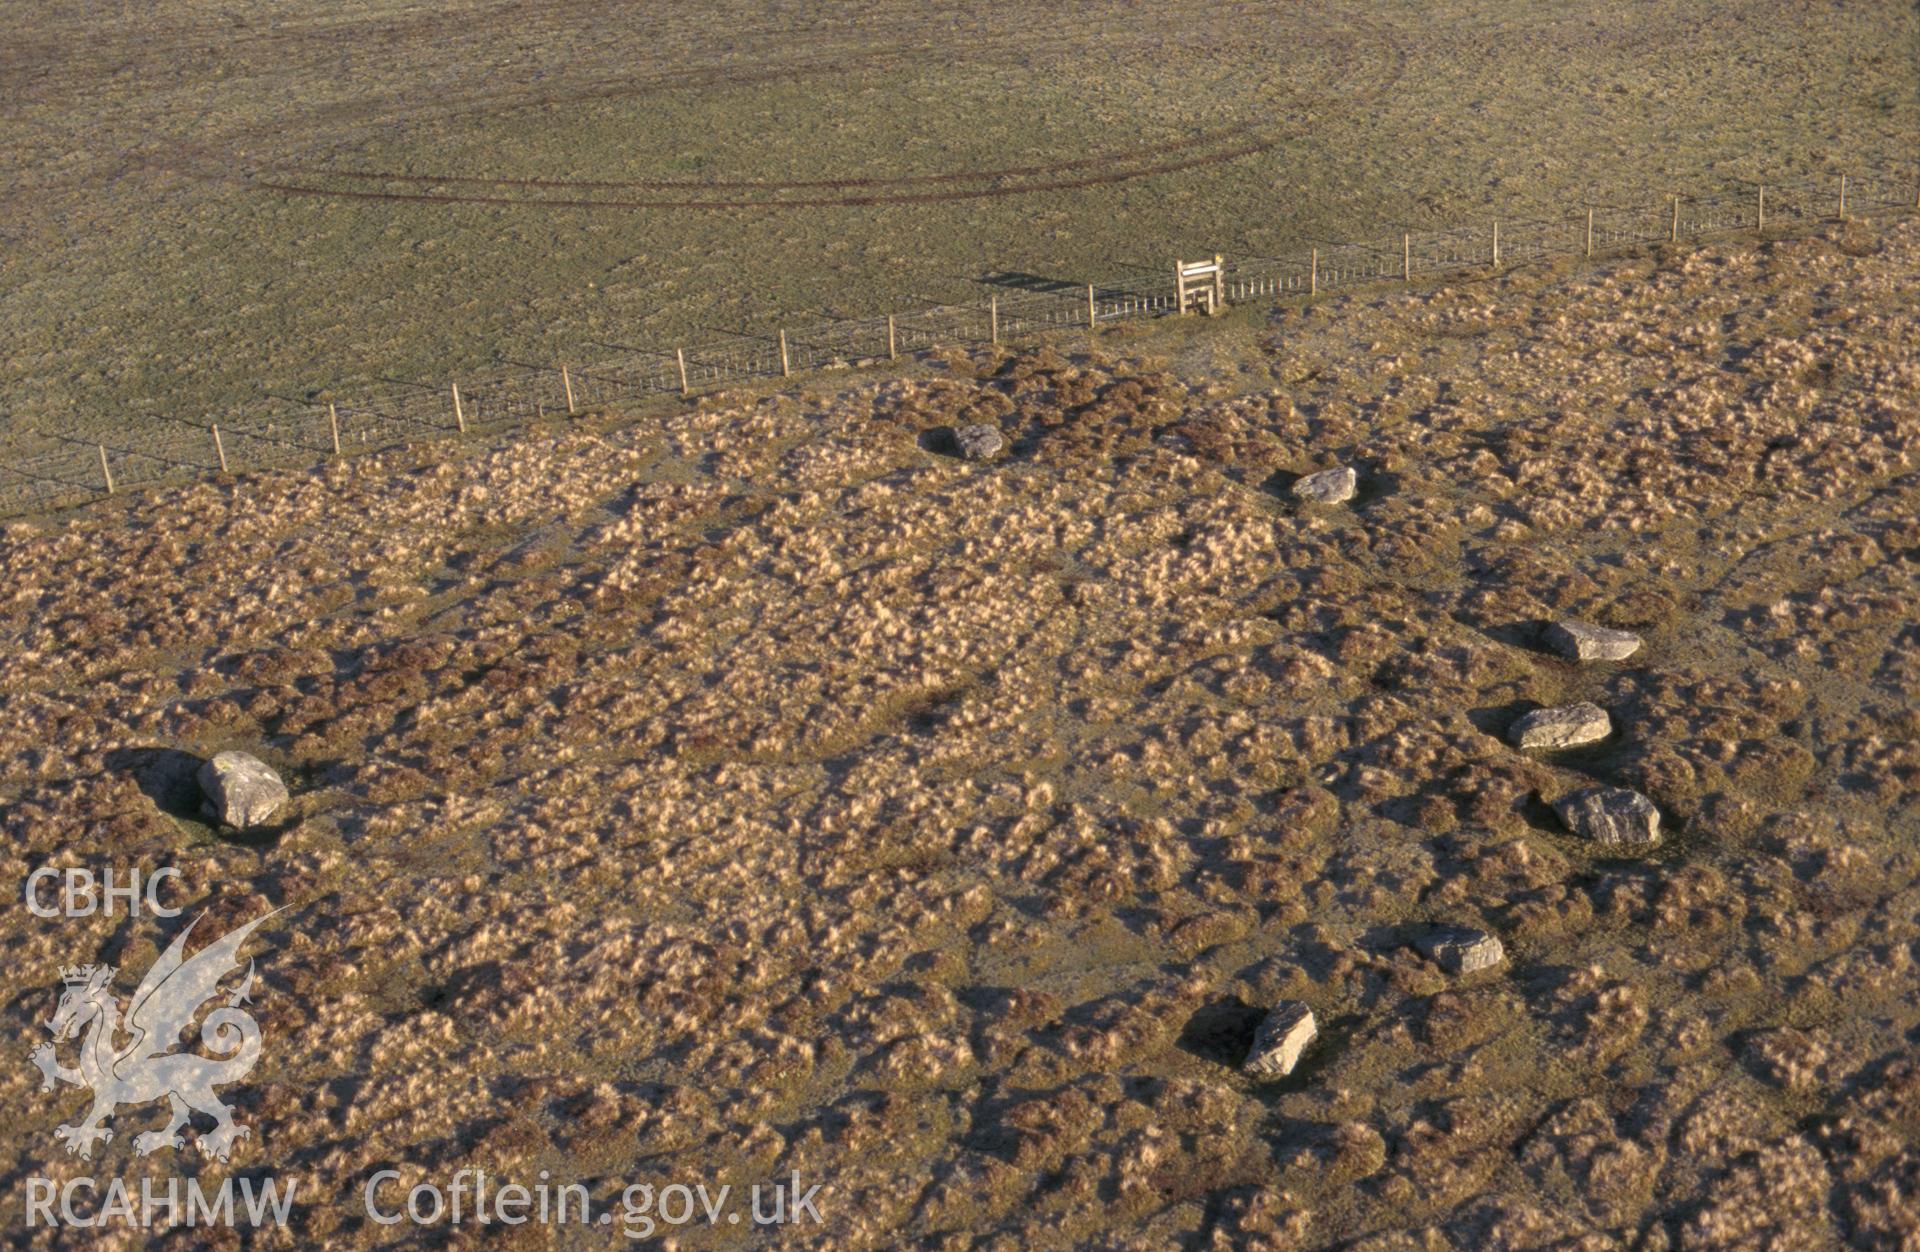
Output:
[
  {"xmin": 1415, "ymin": 926, "xmax": 1507, "ymax": 975},
  {"xmin": 1545, "ymin": 619, "xmax": 1642, "ymax": 662},
  {"xmin": 1243, "ymin": 1000, "xmax": 1317, "ymax": 1078},
  {"xmin": 197, "ymin": 751, "xmax": 289, "ymax": 829},
  {"xmin": 953, "ymin": 424, "xmax": 1005, "ymax": 461},
  {"xmin": 1291, "ymin": 465, "xmax": 1357, "ymax": 504},
  {"xmin": 1509, "ymin": 702, "xmax": 1612, "ymax": 749},
  {"xmin": 1553, "ymin": 787, "xmax": 1660, "ymax": 848}
]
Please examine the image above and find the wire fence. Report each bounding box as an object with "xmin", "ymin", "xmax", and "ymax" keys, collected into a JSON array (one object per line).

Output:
[{"xmin": 2, "ymin": 167, "xmax": 1912, "ymax": 519}]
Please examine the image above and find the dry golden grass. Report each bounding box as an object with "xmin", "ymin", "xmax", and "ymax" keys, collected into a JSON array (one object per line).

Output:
[{"xmin": 1, "ymin": 216, "xmax": 1916, "ymax": 1246}]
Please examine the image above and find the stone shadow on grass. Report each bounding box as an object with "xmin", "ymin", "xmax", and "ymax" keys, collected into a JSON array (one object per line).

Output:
[
  {"xmin": 918, "ymin": 426, "xmax": 964, "ymax": 458},
  {"xmin": 104, "ymin": 746, "xmax": 207, "ymax": 822},
  {"xmin": 1177, "ymin": 996, "xmax": 1267, "ymax": 1068},
  {"xmin": 1467, "ymin": 699, "xmax": 1538, "ymax": 741}
]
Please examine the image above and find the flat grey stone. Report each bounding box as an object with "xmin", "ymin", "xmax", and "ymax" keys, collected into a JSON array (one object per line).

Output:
[
  {"xmin": 1545, "ymin": 619, "xmax": 1642, "ymax": 662},
  {"xmin": 953, "ymin": 424, "xmax": 1004, "ymax": 461},
  {"xmin": 1292, "ymin": 465, "xmax": 1357, "ymax": 504},
  {"xmin": 1553, "ymin": 786, "xmax": 1660, "ymax": 848},
  {"xmin": 1510, "ymin": 702, "xmax": 1612, "ymax": 749},
  {"xmin": 197, "ymin": 751, "xmax": 289, "ymax": 829},
  {"xmin": 1243, "ymin": 1000, "xmax": 1317, "ymax": 1078},
  {"xmin": 1416, "ymin": 926, "xmax": 1507, "ymax": 974}
]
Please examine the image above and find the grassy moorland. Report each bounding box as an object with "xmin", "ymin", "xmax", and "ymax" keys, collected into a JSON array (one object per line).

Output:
[
  {"xmin": 2, "ymin": 0, "xmax": 1914, "ymax": 457},
  {"xmin": 2, "ymin": 213, "xmax": 1917, "ymax": 1245}
]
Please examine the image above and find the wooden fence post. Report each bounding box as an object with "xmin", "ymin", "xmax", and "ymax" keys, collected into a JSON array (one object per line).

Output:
[
  {"xmin": 1757, "ymin": 185, "xmax": 1765, "ymax": 232},
  {"xmin": 1310, "ymin": 248, "xmax": 1318, "ymax": 296},
  {"xmin": 1670, "ymin": 196, "xmax": 1679, "ymax": 243},
  {"xmin": 676, "ymin": 348, "xmax": 689, "ymax": 396},
  {"xmin": 328, "ymin": 402, "xmax": 342, "ymax": 455},
  {"xmin": 562, "ymin": 365, "xmax": 576, "ymax": 414},
  {"xmin": 990, "ymin": 296, "xmax": 999, "ymax": 345},
  {"xmin": 1586, "ymin": 208, "xmax": 1594, "ymax": 258},
  {"xmin": 98, "ymin": 445, "xmax": 114, "ymax": 494},
  {"xmin": 887, "ymin": 315, "xmax": 897, "ymax": 360},
  {"xmin": 451, "ymin": 383, "xmax": 466, "ymax": 433},
  {"xmin": 1087, "ymin": 283, "xmax": 1097, "ymax": 329},
  {"xmin": 1212, "ymin": 253, "xmax": 1224, "ymax": 311},
  {"xmin": 1403, "ymin": 233, "xmax": 1411, "ymax": 282},
  {"xmin": 212, "ymin": 423, "xmax": 228, "ymax": 474},
  {"xmin": 779, "ymin": 330, "xmax": 790, "ymax": 377},
  {"xmin": 1837, "ymin": 174, "xmax": 1847, "ymax": 221},
  {"xmin": 1491, "ymin": 221, "xmax": 1500, "ymax": 268}
]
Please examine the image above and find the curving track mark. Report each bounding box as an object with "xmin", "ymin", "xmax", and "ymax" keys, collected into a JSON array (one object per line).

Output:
[
  {"xmin": 252, "ymin": 137, "xmax": 1286, "ymax": 210},
  {"xmin": 259, "ymin": 123, "xmax": 1263, "ymax": 192},
  {"xmin": 40, "ymin": 2, "xmax": 1786, "ymax": 211},
  {"xmin": 233, "ymin": 13, "xmax": 1410, "ymax": 211}
]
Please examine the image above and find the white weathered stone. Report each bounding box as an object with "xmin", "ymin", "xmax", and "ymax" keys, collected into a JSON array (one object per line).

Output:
[
  {"xmin": 1416, "ymin": 926, "xmax": 1506, "ymax": 974},
  {"xmin": 1243, "ymin": 1000, "xmax": 1317, "ymax": 1078},
  {"xmin": 1292, "ymin": 466, "xmax": 1357, "ymax": 504},
  {"xmin": 1509, "ymin": 702, "xmax": 1612, "ymax": 749},
  {"xmin": 1545, "ymin": 619, "xmax": 1642, "ymax": 662},
  {"xmin": 197, "ymin": 751, "xmax": 289, "ymax": 829},
  {"xmin": 1553, "ymin": 787, "xmax": 1660, "ymax": 848},
  {"xmin": 954, "ymin": 424, "xmax": 1004, "ymax": 461}
]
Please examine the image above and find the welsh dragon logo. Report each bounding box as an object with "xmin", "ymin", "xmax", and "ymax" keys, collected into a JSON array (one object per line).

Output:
[{"xmin": 28, "ymin": 909, "xmax": 278, "ymax": 1162}]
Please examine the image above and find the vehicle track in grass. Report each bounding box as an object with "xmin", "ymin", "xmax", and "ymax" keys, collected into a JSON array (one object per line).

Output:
[
  {"xmin": 234, "ymin": 15, "xmax": 1407, "ymax": 211},
  {"xmin": 39, "ymin": 0, "xmax": 1750, "ymax": 217}
]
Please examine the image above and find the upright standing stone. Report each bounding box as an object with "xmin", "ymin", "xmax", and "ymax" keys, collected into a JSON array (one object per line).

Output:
[
  {"xmin": 1292, "ymin": 466, "xmax": 1358, "ymax": 504},
  {"xmin": 198, "ymin": 751, "xmax": 289, "ymax": 829},
  {"xmin": 953, "ymin": 424, "xmax": 1005, "ymax": 461},
  {"xmin": 1509, "ymin": 702, "xmax": 1612, "ymax": 749},
  {"xmin": 1416, "ymin": 926, "xmax": 1507, "ymax": 974},
  {"xmin": 1243, "ymin": 1001, "xmax": 1317, "ymax": 1078},
  {"xmin": 1553, "ymin": 787, "xmax": 1660, "ymax": 848},
  {"xmin": 1545, "ymin": 620, "xmax": 1642, "ymax": 662}
]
